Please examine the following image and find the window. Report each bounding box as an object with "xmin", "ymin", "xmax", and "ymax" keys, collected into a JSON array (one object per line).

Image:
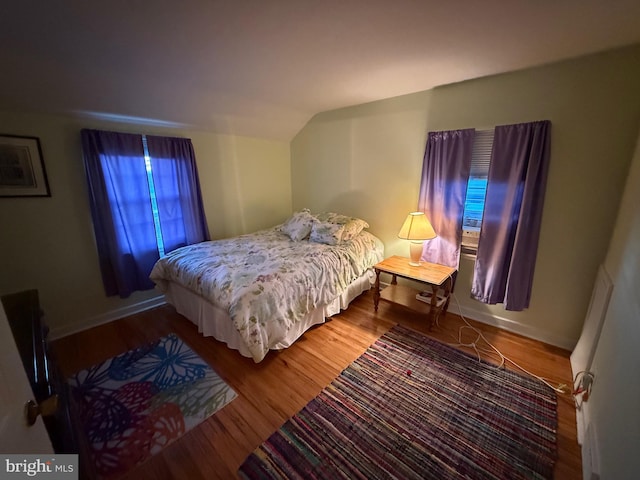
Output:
[
  {"xmin": 82, "ymin": 129, "xmax": 209, "ymax": 297},
  {"xmin": 142, "ymin": 135, "xmax": 166, "ymax": 256},
  {"xmin": 462, "ymin": 129, "xmax": 494, "ymax": 251}
]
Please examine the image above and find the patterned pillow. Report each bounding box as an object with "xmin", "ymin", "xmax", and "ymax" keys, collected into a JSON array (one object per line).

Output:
[
  {"xmin": 340, "ymin": 218, "xmax": 369, "ymax": 242},
  {"xmin": 280, "ymin": 209, "xmax": 316, "ymax": 241},
  {"xmin": 314, "ymin": 212, "xmax": 368, "ymax": 226},
  {"xmin": 313, "ymin": 212, "xmax": 369, "ymax": 243},
  {"xmin": 309, "ymin": 221, "xmax": 345, "ymax": 245}
]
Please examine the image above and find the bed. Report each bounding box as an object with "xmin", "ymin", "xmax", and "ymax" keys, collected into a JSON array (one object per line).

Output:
[{"xmin": 149, "ymin": 210, "xmax": 384, "ymax": 362}]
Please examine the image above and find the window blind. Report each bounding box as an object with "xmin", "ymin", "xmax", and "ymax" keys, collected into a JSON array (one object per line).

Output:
[
  {"xmin": 469, "ymin": 129, "xmax": 494, "ymax": 177},
  {"xmin": 463, "ymin": 129, "xmax": 494, "ymax": 231}
]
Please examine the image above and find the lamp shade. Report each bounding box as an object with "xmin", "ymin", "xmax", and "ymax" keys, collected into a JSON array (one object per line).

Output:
[{"xmin": 398, "ymin": 212, "xmax": 436, "ymax": 241}]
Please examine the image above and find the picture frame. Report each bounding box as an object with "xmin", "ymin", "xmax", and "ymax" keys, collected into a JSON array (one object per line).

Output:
[{"xmin": 0, "ymin": 134, "xmax": 50, "ymax": 197}]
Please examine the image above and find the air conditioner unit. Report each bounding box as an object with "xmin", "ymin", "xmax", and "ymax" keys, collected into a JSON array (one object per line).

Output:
[{"xmin": 461, "ymin": 229, "xmax": 479, "ymax": 247}]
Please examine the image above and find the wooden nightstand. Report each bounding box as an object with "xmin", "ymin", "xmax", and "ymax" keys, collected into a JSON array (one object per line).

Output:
[{"xmin": 373, "ymin": 255, "xmax": 457, "ymax": 329}]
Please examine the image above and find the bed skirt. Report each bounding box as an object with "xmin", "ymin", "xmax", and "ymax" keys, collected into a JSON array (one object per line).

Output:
[{"xmin": 163, "ymin": 269, "xmax": 375, "ymax": 360}]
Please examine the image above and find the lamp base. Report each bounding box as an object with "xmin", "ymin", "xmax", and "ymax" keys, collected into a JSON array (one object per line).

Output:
[{"xmin": 408, "ymin": 241, "xmax": 423, "ymax": 266}]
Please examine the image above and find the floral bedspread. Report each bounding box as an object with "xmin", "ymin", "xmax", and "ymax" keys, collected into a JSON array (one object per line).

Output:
[{"xmin": 149, "ymin": 228, "xmax": 384, "ymax": 362}]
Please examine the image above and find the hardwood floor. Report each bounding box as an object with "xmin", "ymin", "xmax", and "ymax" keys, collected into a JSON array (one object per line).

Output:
[{"xmin": 52, "ymin": 290, "xmax": 582, "ymax": 479}]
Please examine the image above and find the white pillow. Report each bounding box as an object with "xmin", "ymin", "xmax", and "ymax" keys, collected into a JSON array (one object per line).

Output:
[
  {"xmin": 314, "ymin": 212, "xmax": 369, "ymax": 228},
  {"xmin": 280, "ymin": 209, "xmax": 316, "ymax": 241},
  {"xmin": 312, "ymin": 212, "xmax": 369, "ymax": 243},
  {"xmin": 340, "ymin": 218, "xmax": 369, "ymax": 242},
  {"xmin": 309, "ymin": 221, "xmax": 344, "ymax": 245}
]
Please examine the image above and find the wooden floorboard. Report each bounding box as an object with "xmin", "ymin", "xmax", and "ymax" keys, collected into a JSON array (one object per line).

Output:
[{"xmin": 52, "ymin": 290, "xmax": 582, "ymax": 479}]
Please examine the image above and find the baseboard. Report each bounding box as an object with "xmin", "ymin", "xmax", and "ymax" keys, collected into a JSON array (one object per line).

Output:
[
  {"xmin": 380, "ymin": 281, "xmax": 575, "ymax": 350},
  {"xmin": 49, "ymin": 295, "xmax": 167, "ymax": 340},
  {"xmin": 447, "ymin": 300, "xmax": 576, "ymax": 351}
]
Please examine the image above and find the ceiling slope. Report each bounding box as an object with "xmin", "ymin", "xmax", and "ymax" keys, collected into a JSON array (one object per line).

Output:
[{"xmin": 1, "ymin": 0, "xmax": 639, "ymax": 140}]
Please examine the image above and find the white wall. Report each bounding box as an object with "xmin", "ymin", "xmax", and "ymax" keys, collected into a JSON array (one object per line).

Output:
[
  {"xmin": 0, "ymin": 111, "xmax": 291, "ymax": 337},
  {"xmin": 291, "ymin": 91, "xmax": 432, "ymax": 253},
  {"xmin": 580, "ymin": 131, "xmax": 640, "ymax": 478},
  {"xmin": 291, "ymin": 44, "xmax": 640, "ymax": 349}
]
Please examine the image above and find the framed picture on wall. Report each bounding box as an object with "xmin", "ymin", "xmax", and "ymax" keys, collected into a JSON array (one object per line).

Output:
[{"xmin": 0, "ymin": 134, "xmax": 50, "ymax": 197}]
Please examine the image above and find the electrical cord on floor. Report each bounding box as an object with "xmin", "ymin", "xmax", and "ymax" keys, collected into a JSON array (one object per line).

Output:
[{"xmin": 441, "ymin": 294, "xmax": 573, "ymax": 396}]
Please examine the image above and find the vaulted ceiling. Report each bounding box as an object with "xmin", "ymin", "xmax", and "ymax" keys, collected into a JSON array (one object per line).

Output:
[{"xmin": 2, "ymin": 1, "xmax": 640, "ymax": 141}]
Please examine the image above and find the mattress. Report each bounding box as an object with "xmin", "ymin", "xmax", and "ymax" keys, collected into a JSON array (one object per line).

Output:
[
  {"xmin": 164, "ymin": 270, "xmax": 375, "ymax": 360},
  {"xmin": 150, "ymin": 226, "xmax": 384, "ymax": 362}
]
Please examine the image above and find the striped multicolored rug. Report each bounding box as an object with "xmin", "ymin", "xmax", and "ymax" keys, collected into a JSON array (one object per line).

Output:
[
  {"xmin": 68, "ymin": 334, "xmax": 236, "ymax": 480},
  {"xmin": 239, "ymin": 324, "xmax": 557, "ymax": 479}
]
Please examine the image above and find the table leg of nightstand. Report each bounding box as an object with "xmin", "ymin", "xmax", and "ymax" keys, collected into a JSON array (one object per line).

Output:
[
  {"xmin": 442, "ymin": 276, "xmax": 453, "ymax": 315},
  {"xmin": 428, "ymin": 285, "xmax": 440, "ymax": 330},
  {"xmin": 374, "ymin": 269, "xmax": 381, "ymax": 311}
]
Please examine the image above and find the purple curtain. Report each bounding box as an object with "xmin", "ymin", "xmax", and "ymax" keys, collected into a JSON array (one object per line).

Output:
[
  {"xmin": 418, "ymin": 129, "xmax": 474, "ymax": 268},
  {"xmin": 81, "ymin": 129, "xmax": 158, "ymax": 297},
  {"xmin": 146, "ymin": 135, "xmax": 209, "ymax": 253},
  {"xmin": 82, "ymin": 129, "xmax": 209, "ymax": 298},
  {"xmin": 471, "ymin": 120, "xmax": 551, "ymax": 310}
]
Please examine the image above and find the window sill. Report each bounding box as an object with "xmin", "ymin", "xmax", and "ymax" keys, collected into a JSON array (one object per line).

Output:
[{"xmin": 460, "ymin": 246, "xmax": 477, "ymax": 259}]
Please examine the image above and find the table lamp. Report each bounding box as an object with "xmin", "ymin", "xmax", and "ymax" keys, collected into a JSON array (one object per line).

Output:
[{"xmin": 397, "ymin": 212, "xmax": 436, "ymax": 266}]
